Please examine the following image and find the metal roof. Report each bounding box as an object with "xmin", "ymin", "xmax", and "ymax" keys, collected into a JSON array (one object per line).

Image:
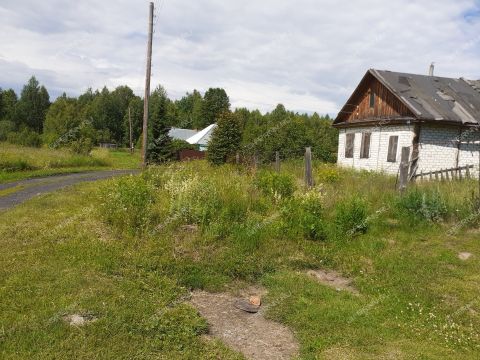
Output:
[
  {"xmin": 186, "ymin": 123, "xmax": 217, "ymax": 145},
  {"xmin": 169, "ymin": 127, "xmax": 198, "ymax": 141},
  {"xmin": 370, "ymin": 69, "xmax": 480, "ymax": 125}
]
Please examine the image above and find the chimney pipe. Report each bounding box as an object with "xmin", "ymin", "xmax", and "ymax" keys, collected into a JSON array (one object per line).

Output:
[{"xmin": 429, "ymin": 62, "xmax": 435, "ymax": 76}]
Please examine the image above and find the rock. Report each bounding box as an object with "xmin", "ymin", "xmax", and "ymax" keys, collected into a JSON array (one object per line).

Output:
[
  {"xmin": 458, "ymin": 252, "xmax": 472, "ymax": 261},
  {"xmin": 249, "ymin": 295, "xmax": 261, "ymax": 307},
  {"xmin": 234, "ymin": 299, "xmax": 260, "ymax": 313}
]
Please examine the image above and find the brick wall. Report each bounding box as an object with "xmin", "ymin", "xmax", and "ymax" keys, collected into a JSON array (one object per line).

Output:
[
  {"xmin": 337, "ymin": 124, "xmax": 414, "ymax": 175},
  {"xmin": 417, "ymin": 125, "xmax": 480, "ymax": 176},
  {"xmin": 337, "ymin": 123, "xmax": 480, "ymax": 177}
]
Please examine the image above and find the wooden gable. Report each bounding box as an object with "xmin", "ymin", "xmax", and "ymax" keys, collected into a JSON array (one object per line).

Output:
[{"xmin": 335, "ymin": 72, "xmax": 415, "ymax": 125}]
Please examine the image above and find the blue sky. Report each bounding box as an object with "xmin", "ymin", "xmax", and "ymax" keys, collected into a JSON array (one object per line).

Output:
[{"xmin": 0, "ymin": 0, "xmax": 479, "ymax": 116}]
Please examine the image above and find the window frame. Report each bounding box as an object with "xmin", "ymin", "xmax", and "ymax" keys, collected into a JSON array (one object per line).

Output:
[
  {"xmin": 387, "ymin": 135, "xmax": 399, "ymax": 162},
  {"xmin": 360, "ymin": 132, "xmax": 371, "ymax": 159},
  {"xmin": 369, "ymin": 90, "xmax": 375, "ymax": 109},
  {"xmin": 345, "ymin": 133, "xmax": 355, "ymax": 158}
]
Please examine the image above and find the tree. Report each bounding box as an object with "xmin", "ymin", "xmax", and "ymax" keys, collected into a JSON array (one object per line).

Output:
[
  {"xmin": 123, "ymin": 96, "xmax": 143, "ymax": 148},
  {"xmin": 176, "ymin": 90, "xmax": 203, "ymax": 129},
  {"xmin": 43, "ymin": 95, "xmax": 81, "ymax": 145},
  {"xmin": 147, "ymin": 85, "xmax": 174, "ymax": 163},
  {"xmin": 207, "ymin": 112, "xmax": 241, "ymax": 165},
  {"xmin": 200, "ymin": 88, "xmax": 230, "ymax": 129},
  {"xmin": 1, "ymin": 89, "xmax": 18, "ymax": 124},
  {"xmin": 17, "ymin": 76, "xmax": 50, "ymax": 132}
]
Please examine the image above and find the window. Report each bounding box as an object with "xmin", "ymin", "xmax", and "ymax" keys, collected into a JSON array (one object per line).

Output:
[
  {"xmin": 369, "ymin": 90, "xmax": 375, "ymax": 109},
  {"xmin": 360, "ymin": 132, "xmax": 371, "ymax": 159},
  {"xmin": 387, "ymin": 136, "xmax": 398, "ymax": 162},
  {"xmin": 345, "ymin": 133, "xmax": 355, "ymax": 158}
]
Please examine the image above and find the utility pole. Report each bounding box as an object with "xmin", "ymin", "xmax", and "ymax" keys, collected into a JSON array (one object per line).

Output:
[
  {"xmin": 128, "ymin": 106, "xmax": 133, "ymax": 154},
  {"xmin": 141, "ymin": 1, "xmax": 154, "ymax": 168}
]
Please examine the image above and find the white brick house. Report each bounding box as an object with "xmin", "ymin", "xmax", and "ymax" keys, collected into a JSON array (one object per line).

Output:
[{"xmin": 333, "ymin": 69, "xmax": 480, "ymax": 177}]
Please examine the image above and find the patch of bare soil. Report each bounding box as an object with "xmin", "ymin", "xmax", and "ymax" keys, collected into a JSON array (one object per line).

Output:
[
  {"xmin": 190, "ymin": 289, "xmax": 299, "ymax": 360},
  {"xmin": 458, "ymin": 252, "xmax": 473, "ymax": 261},
  {"xmin": 63, "ymin": 313, "xmax": 97, "ymax": 326},
  {"xmin": 306, "ymin": 269, "xmax": 359, "ymax": 294}
]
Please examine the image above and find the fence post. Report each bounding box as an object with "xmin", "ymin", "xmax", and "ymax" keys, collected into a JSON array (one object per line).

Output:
[
  {"xmin": 304, "ymin": 147, "xmax": 313, "ymax": 188},
  {"xmin": 275, "ymin": 151, "xmax": 280, "ymax": 172},
  {"xmin": 235, "ymin": 151, "xmax": 240, "ymax": 165},
  {"xmin": 398, "ymin": 147, "xmax": 410, "ymax": 192},
  {"xmin": 466, "ymin": 166, "xmax": 471, "ymax": 179}
]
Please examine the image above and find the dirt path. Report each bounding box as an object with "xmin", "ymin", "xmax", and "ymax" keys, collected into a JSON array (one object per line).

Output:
[
  {"xmin": 190, "ymin": 290, "xmax": 299, "ymax": 360},
  {"xmin": 0, "ymin": 170, "xmax": 138, "ymax": 210}
]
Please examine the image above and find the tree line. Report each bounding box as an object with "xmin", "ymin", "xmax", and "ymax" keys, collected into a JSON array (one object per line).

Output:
[{"xmin": 0, "ymin": 76, "xmax": 338, "ymax": 163}]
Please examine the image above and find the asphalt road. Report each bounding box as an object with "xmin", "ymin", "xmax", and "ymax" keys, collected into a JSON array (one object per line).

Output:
[{"xmin": 0, "ymin": 170, "xmax": 139, "ymax": 210}]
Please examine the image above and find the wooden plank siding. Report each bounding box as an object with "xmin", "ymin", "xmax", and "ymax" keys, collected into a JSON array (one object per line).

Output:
[{"xmin": 340, "ymin": 76, "xmax": 413, "ymax": 123}]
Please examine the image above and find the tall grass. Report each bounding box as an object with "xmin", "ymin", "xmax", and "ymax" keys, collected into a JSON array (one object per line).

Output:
[{"xmin": 0, "ymin": 142, "xmax": 110, "ymax": 172}]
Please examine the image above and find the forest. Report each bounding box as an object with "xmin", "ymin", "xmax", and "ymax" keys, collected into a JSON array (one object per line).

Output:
[{"xmin": 0, "ymin": 76, "xmax": 338, "ymax": 163}]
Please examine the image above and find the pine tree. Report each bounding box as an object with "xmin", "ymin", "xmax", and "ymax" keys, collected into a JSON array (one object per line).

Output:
[
  {"xmin": 207, "ymin": 112, "xmax": 241, "ymax": 165},
  {"xmin": 17, "ymin": 76, "xmax": 50, "ymax": 132},
  {"xmin": 147, "ymin": 85, "xmax": 174, "ymax": 163}
]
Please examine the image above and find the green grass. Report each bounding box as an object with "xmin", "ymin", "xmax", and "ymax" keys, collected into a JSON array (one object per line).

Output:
[
  {"xmin": 0, "ymin": 143, "xmax": 140, "ymax": 183},
  {"xmin": 1, "ymin": 160, "xmax": 480, "ymax": 358}
]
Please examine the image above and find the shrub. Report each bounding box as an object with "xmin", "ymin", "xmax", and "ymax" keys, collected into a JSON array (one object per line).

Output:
[
  {"xmin": 165, "ymin": 174, "xmax": 220, "ymax": 226},
  {"xmin": 7, "ymin": 128, "xmax": 42, "ymax": 147},
  {"xmin": 255, "ymin": 170, "xmax": 296, "ymax": 201},
  {"xmin": 316, "ymin": 166, "xmax": 341, "ymax": 183},
  {"xmin": 335, "ymin": 196, "xmax": 369, "ymax": 236},
  {"xmin": 396, "ymin": 188, "xmax": 448, "ymax": 222},
  {"xmin": 69, "ymin": 137, "xmax": 93, "ymax": 155},
  {"xmin": 280, "ymin": 188, "xmax": 326, "ymax": 241},
  {"xmin": 0, "ymin": 120, "xmax": 15, "ymax": 141},
  {"xmin": 100, "ymin": 176, "xmax": 154, "ymax": 235}
]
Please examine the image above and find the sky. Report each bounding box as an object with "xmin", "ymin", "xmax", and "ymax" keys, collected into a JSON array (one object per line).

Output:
[{"xmin": 0, "ymin": 0, "xmax": 479, "ymax": 116}]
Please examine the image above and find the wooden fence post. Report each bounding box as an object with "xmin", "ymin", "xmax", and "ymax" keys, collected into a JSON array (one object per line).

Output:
[
  {"xmin": 398, "ymin": 147, "xmax": 410, "ymax": 192},
  {"xmin": 275, "ymin": 151, "xmax": 280, "ymax": 172},
  {"xmin": 304, "ymin": 147, "xmax": 313, "ymax": 188},
  {"xmin": 235, "ymin": 152, "xmax": 240, "ymax": 165}
]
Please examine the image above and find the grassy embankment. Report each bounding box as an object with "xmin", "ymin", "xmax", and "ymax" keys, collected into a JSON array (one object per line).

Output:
[
  {"xmin": 1, "ymin": 160, "xmax": 480, "ymax": 359},
  {"xmin": 0, "ymin": 142, "xmax": 140, "ymax": 183}
]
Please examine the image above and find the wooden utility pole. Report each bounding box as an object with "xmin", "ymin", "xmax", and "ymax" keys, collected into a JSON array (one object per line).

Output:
[
  {"xmin": 141, "ymin": 2, "xmax": 154, "ymax": 168},
  {"xmin": 128, "ymin": 106, "xmax": 133, "ymax": 154}
]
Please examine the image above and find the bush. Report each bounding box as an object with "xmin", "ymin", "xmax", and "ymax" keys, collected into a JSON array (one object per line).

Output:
[
  {"xmin": 0, "ymin": 120, "xmax": 15, "ymax": 141},
  {"xmin": 396, "ymin": 188, "xmax": 448, "ymax": 223},
  {"xmin": 165, "ymin": 174, "xmax": 220, "ymax": 226},
  {"xmin": 171, "ymin": 139, "xmax": 196, "ymax": 155},
  {"xmin": 100, "ymin": 176, "xmax": 154, "ymax": 235},
  {"xmin": 335, "ymin": 196, "xmax": 369, "ymax": 236},
  {"xmin": 69, "ymin": 137, "xmax": 93, "ymax": 155},
  {"xmin": 281, "ymin": 188, "xmax": 326, "ymax": 241},
  {"xmin": 316, "ymin": 166, "xmax": 341, "ymax": 183},
  {"xmin": 7, "ymin": 128, "xmax": 42, "ymax": 147},
  {"xmin": 255, "ymin": 170, "xmax": 296, "ymax": 201}
]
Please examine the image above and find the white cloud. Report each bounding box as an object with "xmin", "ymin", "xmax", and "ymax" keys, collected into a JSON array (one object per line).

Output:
[{"xmin": 0, "ymin": 0, "xmax": 479, "ymax": 115}]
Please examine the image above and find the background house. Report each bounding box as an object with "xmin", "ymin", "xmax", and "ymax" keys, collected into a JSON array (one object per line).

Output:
[
  {"xmin": 333, "ymin": 69, "xmax": 480, "ymax": 177},
  {"xmin": 185, "ymin": 123, "xmax": 217, "ymax": 151},
  {"xmin": 168, "ymin": 127, "xmax": 198, "ymax": 142}
]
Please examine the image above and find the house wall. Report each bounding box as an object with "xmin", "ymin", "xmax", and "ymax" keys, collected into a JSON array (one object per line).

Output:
[
  {"xmin": 337, "ymin": 124, "xmax": 415, "ymax": 175},
  {"xmin": 417, "ymin": 124, "xmax": 480, "ymax": 176}
]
